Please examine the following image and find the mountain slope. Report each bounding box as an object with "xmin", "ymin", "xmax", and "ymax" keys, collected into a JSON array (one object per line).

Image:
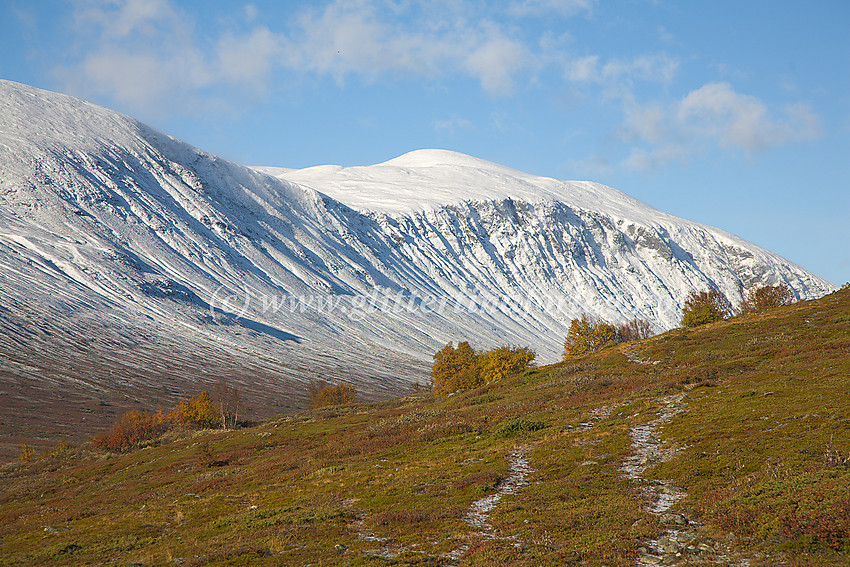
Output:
[
  {"xmin": 2, "ymin": 287, "xmax": 847, "ymax": 566},
  {"xmin": 0, "ymin": 80, "xmax": 835, "ymax": 455}
]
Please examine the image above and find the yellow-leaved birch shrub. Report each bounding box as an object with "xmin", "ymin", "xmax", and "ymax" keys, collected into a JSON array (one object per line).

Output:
[
  {"xmin": 563, "ymin": 315, "xmax": 615, "ymax": 359},
  {"xmin": 431, "ymin": 342, "xmax": 535, "ymax": 396},
  {"xmin": 175, "ymin": 390, "xmax": 222, "ymax": 429},
  {"xmin": 681, "ymin": 289, "xmax": 731, "ymax": 327},
  {"xmin": 431, "ymin": 341, "xmax": 480, "ymax": 397},
  {"xmin": 478, "ymin": 346, "xmax": 536, "ymax": 383},
  {"xmin": 309, "ymin": 382, "xmax": 357, "ymax": 409}
]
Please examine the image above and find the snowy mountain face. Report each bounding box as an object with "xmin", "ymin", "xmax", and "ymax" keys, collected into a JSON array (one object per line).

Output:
[
  {"xmin": 256, "ymin": 151, "xmax": 833, "ymax": 337},
  {"xmin": 0, "ymin": 80, "xmax": 835, "ymax": 450}
]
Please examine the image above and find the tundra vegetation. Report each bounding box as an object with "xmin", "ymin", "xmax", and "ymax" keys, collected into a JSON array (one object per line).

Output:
[{"xmin": 0, "ymin": 286, "xmax": 848, "ymax": 566}]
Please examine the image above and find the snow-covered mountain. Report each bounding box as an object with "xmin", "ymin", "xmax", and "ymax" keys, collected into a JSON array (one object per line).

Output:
[
  {"xmin": 0, "ymin": 80, "xmax": 835, "ymax": 448},
  {"xmin": 256, "ymin": 150, "xmax": 833, "ymax": 337}
]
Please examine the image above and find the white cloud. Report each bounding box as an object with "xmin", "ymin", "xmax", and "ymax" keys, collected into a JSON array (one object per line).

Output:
[
  {"xmin": 73, "ymin": 0, "xmax": 179, "ymax": 40},
  {"xmin": 603, "ymin": 53, "xmax": 678, "ymax": 84},
  {"xmin": 618, "ymin": 82, "xmax": 823, "ymax": 171},
  {"xmin": 678, "ymin": 82, "xmax": 821, "ymax": 151},
  {"xmin": 75, "ymin": 48, "xmax": 211, "ymax": 111},
  {"xmin": 565, "ymin": 55, "xmax": 599, "ymax": 82},
  {"xmin": 620, "ymin": 145, "xmax": 689, "ymax": 173},
  {"xmin": 243, "ymin": 3, "xmax": 258, "ymax": 22},
  {"xmin": 621, "ymin": 102, "xmax": 671, "ymax": 145},
  {"xmin": 434, "ymin": 117, "xmax": 474, "ymax": 134},
  {"xmin": 55, "ymin": 0, "xmax": 543, "ymax": 111},
  {"xmin": 51, "ymin": 0, "xmax": 823, "ymax": 173},
  {"xmin": 566, "ymin": 53, "xmax": 679, "ymax": 88},
  {"xmin": 279, "ymin": 1, "xmax": 533, "ymax": 94},
  {"xmin": 58, "ymin": 0, "xmax": 216, "ymax": 115},
  {"xmin": 678, "ymin": 82, "xmax": 769, "ymax": 149},
  {"xmin": 462, "ymin": 31, "xmax": 530, "ymax": 95},
  {"xmin": 217, "ymin": 27, "xmax": 282, "ymax": 86},
  {"xmin": 280, "ymin": 2, "xmax": 442, "ymax": 80}
]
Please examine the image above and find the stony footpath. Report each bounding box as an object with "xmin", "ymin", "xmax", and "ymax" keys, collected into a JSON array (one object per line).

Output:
[
  {"xmin": 343, "ymin": 445, "xmax": 536, "ymax": 565},
  {"xmin": 622, "ymin": 393, "xmax": 758, "ymax": 566},
  {"xmin": 622, "ymin": 393, "xmax": 700, "ymax": 565},
  {"xmin": 442, "ymin": 445, "xmax": 536, "ymax": 565},
  {"xmin": 464, "ymin": 445, "xmax": 535, "ymax": 534}
]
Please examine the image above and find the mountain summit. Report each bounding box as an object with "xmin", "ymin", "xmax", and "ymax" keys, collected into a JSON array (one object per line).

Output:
[
  {"xmin": 0, "ymin": 80, "xmax": 835, "ymax": 450},
  {"xmin": 256, "ymin": 148, "xmax": 661, "ymax": 219}
]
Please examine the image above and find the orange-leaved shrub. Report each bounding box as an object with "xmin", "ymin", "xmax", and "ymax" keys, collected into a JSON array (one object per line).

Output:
[
  {"xmin": 93, "ymin": 409, "xmax": 172, "ymax": 451},
  {"xmin": 93, "ymin": 390, "xmax": 226, "ymax": 452},
  {"xmin": 308, "ymin": 381, "xmax": 357, "ymax": 409},
  {"xmin": 739, "ymin": 283, "xmax": 793, "ymax": 315}
]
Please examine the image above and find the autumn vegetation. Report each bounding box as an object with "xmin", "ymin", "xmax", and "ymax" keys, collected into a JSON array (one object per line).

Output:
[
  {"xmin": 308, "ymin": 380, "xmax": 357, "ymax": 409},
  {"xmin": 562, "ymin": 315, "xmax": 654, "ymax": 360},
  {"xmin": 2, "ymin": 286, "xmax": 848, "ymax": 565},
  {"xmin": 613, "ymin": 317, "xmax": 654, "ymax": 343},
  {"xmin": 680, "ymin": 288, "xmax": 732, "ymax": 327},
  {"xmin": 92, "ymin": 388, "xmax": 239, "ymax": 452},
  {"xmin": 431, "ymin": 342, "xmax": 535, "ymax": 396},
  {"xmin": 739, "ymin": 283, "xmax": 793, "ymax": 315},
  {"xmin": 679, "ymin": 283, "xmax": 795, "ymax": 328}
]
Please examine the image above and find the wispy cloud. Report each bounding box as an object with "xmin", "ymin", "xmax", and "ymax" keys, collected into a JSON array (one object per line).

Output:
[
  {"xmin": 50, "ymin": 0, "xmax": 823, "ymax": 175},
  {"xmin": 79, "ymin": 0, "xmax": 178, "ymax": 39},
  {"xmin": 216, "ymin": 27, "xmax": 281, "ymax": 87},
  {"xmin": 56, "ymin": 0, "xmax": 215, "ymax": 115},
  {"xmin": 54, "ymin": 0, "xmax": 544, "ymax": 113},
  {"xmin": 677, "ymin": 82, "xmax": 821, "ymax": 150},
  {"xmin": 277, "ymin": 2, "xmax": 534, "ymax": 95},
  {"xmin": 619, "ymin": 82, "xmax": 822, "ymax": 171},
  {"xmin": 51, "ymin": 1, "xmax": 678, "ymax": 113},
  {"xmin": 434, "ymin": 117, "xmax": 474, "ymax": 135},
  {"xmin": 565, "ymin": 52, "xmax": 680, "ymax": 97},
  {"xmin": 462, "ymin": 26, "xmax": 530, "ymax": 94}
]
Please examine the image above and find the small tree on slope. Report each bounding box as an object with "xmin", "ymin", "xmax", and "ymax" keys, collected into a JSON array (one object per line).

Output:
[
  {"xmin": 563, "ymin": 315, "xmax": 615, "ymax": 359},
  {"xmin": 739, "ymin": 283, "xmax": 793, "ymax": 315},
  {"xmin": 681, "ymin": 288, "xmax": 731, "ymax": 327}
]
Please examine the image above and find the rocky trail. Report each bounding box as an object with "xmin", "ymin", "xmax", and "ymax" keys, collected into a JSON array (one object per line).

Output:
[
  {"xmin": 623, "ymin": 393, "xmax": 757, "ymax": 566},
  {"xmin": 442, "ymin": 444, "xmax": 536, "ymax": 564},
  {"xmin": 463, "ymin": 445, "xmax": 535, "ymax": 534},
  {"xmin": 345, "ymin": 392, "xmax": 764, "ymax": 565},
  {"xmin": 342, "ymin": 445, "xmax": 536, "ymax": 565},
  {"xmin": 621, "ymin": 393, "xmax": 703, "ymax": 565}
]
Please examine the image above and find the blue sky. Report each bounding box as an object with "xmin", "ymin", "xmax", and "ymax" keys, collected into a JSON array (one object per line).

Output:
[{"xmin": 2, "ymin": 0, "xmax": 848, "ymax": 285}]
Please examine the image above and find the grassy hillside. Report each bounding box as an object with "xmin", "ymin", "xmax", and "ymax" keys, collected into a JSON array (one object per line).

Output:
[{"xmin": 1, "ymin": 288, "xmax": 848, "ymax": 566}]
